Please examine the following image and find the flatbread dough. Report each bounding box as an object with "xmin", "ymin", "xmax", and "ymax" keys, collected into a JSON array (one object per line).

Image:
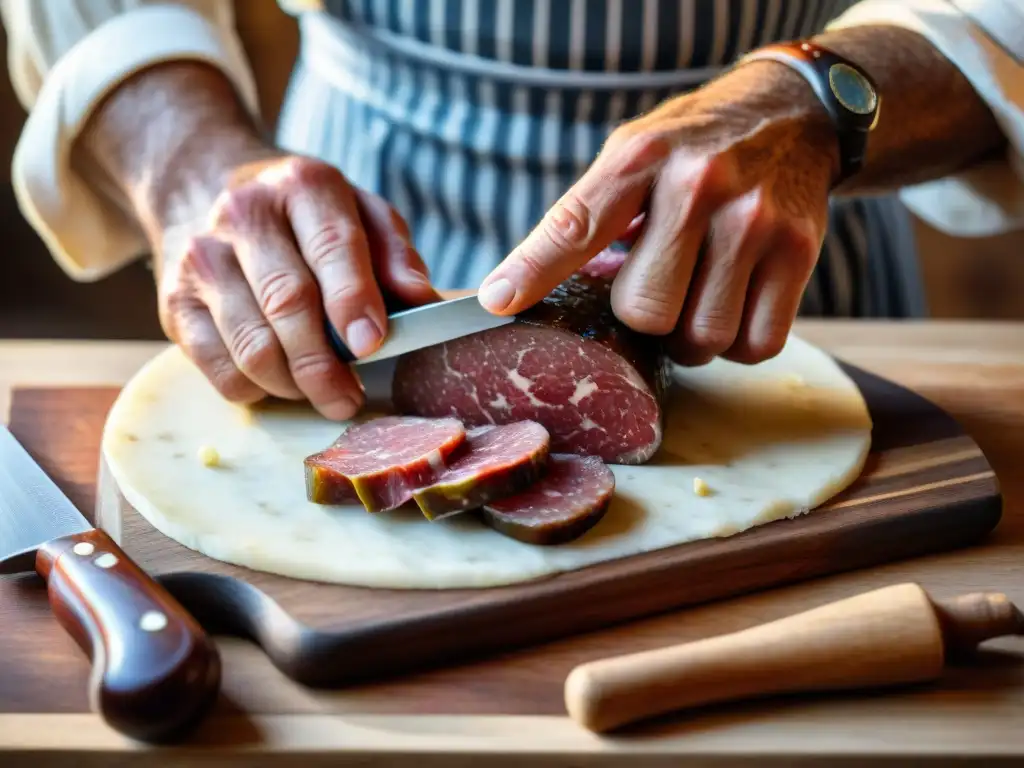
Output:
[{"xmin": 100, "ymin": 335, "xmax": 872, "ymax": 589}]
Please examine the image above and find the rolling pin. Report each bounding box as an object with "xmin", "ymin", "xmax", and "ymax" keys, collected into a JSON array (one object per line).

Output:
[{"xmin": 564, "ymin": 582, "xmax": 1024, "ymax": 733}]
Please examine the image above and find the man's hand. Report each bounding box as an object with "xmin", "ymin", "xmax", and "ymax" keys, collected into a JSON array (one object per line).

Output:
[
  {"xmin": 478, "ymin": 61, "xmax": 839, "ymax": 366},
  {"xmin": 79, "ymin": 62, "xmax": 440, "ymax": 420},
  {"xmin": 159, "ymin": 153, "xmax": 440, "ymax": 420},
  {"xmin": 481, "ymin": 21, "xmax": 1010, "ymax": 367}
]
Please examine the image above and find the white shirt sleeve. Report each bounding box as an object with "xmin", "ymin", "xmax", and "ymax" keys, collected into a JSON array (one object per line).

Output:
[
  {"xmin": 0, "ymin": 0, "xmax": 261, "ymax": 281},
  {"xmin": 827, "ymin": 0, "xmax": 1024, "ymax": 238}
]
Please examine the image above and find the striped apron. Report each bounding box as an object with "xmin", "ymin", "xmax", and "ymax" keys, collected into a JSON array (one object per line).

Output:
[{"xmin": 275, "ymin": 0, "xmax": 928, "ymax": 318}]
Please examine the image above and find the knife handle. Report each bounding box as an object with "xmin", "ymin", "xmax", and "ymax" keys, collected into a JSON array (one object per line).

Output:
[{"xmin": 35, "ymin": 528, "xmax": 221, "ymax": 743}]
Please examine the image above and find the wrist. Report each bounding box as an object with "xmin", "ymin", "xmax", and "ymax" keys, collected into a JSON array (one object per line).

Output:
[
  {"xmin": 78, "ymin": 61, "xmax": 273, "ymax": 243},
  {"xmin": 138, "ymin": 127, "xmax": 276, "ymax": 238}
]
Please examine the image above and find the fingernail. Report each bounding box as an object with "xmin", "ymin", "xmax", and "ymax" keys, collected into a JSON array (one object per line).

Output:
[
  {"xmin": 478, "ymin": 277, "xmax": 516, "ymax": 312},
  {"xmin": 344, "ymin": 317, "xmax": 382, "ymax": 358}
]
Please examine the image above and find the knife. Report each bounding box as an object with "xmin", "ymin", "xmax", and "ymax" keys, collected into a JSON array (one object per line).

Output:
[
  {"xmin": 326, "ymin": 294, "xmax": 515, "ymax": 364},
  {"xmin": 0, "ymin": 424, "xmax": 220, "ymax": 743}
]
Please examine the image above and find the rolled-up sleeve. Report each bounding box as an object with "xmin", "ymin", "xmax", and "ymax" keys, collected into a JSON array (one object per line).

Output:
[
  {"xmin": 827, "ymin": 0, "xmax": 1024, "ymax": 238},
  {"xmin": 0, "ymin": 0, "xmax": 261, "ymax": 281}
]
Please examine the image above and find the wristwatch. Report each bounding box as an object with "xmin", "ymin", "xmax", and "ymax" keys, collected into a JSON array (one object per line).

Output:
[{"xmin": 737, "ymin": 41, "xmax": 880, "ymax": 187}]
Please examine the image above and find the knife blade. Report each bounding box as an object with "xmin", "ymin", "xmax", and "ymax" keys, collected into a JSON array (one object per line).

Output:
[
  {"xmin": 327, "ymin": 294, "xmax": 515, "ymax": 364},
  {"xmin": 0, "ymin": 424, "xmax": 220, "ymax": 743}
]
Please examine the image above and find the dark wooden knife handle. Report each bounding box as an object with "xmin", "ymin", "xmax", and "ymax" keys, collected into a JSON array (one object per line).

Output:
[{"xmin": 35, "ymin": 529, "xmax": 221, "ymax": 743}]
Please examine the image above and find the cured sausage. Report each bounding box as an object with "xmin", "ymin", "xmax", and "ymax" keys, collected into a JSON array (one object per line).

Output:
[
  {"xmin": 412, "ymin": 421, "xmax": 550, "ymax": 521},
  {"xmin": 304, "ymin": 416, "xmax": 466, "ymax": 512},
  {"xmin": 392, "ymin": 274, "xmax": 671, "ymax": 464},
  {"xmin": 481, "ymin": 454, "xmax": 615, "ymax": 545}
]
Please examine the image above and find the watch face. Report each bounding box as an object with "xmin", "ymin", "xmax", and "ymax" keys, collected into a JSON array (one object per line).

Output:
[{"xmin": 828, "ymin": 62, "xmax": 878, "ymax": 116}]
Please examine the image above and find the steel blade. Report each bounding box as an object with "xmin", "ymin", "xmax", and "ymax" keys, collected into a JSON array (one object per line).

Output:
[
  {"xmin": 0, "ymin": 424, "xmax": 91, "ymax": 569},
  {"xmin": 363, "ymin": 296, "xmax": 515, "ymax": 363},
  {"xmin": 328, "ymin": 295, "xmax": 516, "ymax": 364}
]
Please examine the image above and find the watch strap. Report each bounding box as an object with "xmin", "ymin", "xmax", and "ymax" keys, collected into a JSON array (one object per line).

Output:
[{"xmin": 737, "ymin": 41, "xmax": 879, "ymax": 186}]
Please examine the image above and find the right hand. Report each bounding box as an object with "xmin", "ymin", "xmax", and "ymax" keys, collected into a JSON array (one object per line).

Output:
[{"xmin": 157, "ymin": 152, "xmax": 441, "ymax": 420}]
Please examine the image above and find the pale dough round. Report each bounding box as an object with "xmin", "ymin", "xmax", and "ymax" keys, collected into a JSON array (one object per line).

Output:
[{"xmin": 100, "ymin": 335, "xmax": 872, "ymax": 589}]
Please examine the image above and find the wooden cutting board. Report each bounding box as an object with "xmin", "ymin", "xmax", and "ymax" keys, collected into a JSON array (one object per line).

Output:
[{"xmin": 4, "ymin": 361, "xmax": 1002, "ymax": 690}]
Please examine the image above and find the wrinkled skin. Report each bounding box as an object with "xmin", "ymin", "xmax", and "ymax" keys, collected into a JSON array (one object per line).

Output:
[
  {"xmin": 479, "ymin": 60, "xmax": 839, "ymax": 367},
  {"xmin": 157, "ymin": 153, "xmax": 441, "ymax": 420}
]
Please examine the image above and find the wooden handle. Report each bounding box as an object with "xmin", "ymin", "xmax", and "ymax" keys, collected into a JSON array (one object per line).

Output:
[
  {"xmin": 35, "ymin": 529, "xmax": 221, "ymax": 743},
  {"xmin": 564, "ymin": 583, "xmax": 947, "ymax": 733},
  {"xmin": 932, "ymin": 592, "xmax": 1024, "ymax": 653}
]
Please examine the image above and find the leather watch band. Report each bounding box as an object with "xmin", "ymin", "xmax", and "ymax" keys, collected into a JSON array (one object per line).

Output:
[{"xmin": 737, "ymin": 41, "xmax": 880, "ymax": 187}]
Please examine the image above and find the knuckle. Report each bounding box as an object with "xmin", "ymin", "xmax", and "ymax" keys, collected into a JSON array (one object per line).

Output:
[
  {"xmin": 160, "ymin": 287, "xmax": 198, "ymax": 333},
  {"xmin": 662, "ymin": 153, "xmax": 709, "ymax": 194},
  {"xmin": 207, "ymin": 191, "xmax": 233, "ymax": 231},
  {"xmin": 303, "ymin": 223, "xmax": 367, "ymax": 270},
  {"xmin": 229, "ymin": 319, "xmax": 278, "ymax": 373},
  {"xmin": 285, "ymin": 156, "xmax": 343, "ymax": 189},
  {"xmin": 740, "ymin": 190, "xmax": 776, "ymax": 239},
  {"xmin": 210, "ymin": 364, "xmax": 260, "ymax": 403},
  {"xmin": 289, "ymin": 351, "xmax": 340, "ymax": 384},
  {"xmin": 612, "ymin": 287, "xmax": 680, "ymax": 336},
  {"xmin": 663, "ymin": 152, "xmax": 736, "ymax": 206},
  {"xmin": 628, "ymin": 132, "xmax": 674, "ymax": 172},
  {"xmin": 258, "ymin": 270, "xmax": 318, "ymax": 321},
  {"xmin": 181, "ymin": 333, "xmax": 220, "ymax": 369},
  {"xmin": 780, "ymin": 221, "xmax": 823, "ymax": 271},
  {"xmin": 182, "ymin": 235, "xmax": 208, "ymax": 265},
  {"xmin": 539, "ymin": 194, "xmax": 593, "ymax": 253},
  {"xmin": 605, "ymin": 126, "xmax": 673, "ymax": 175},
  {"xmin": 686, "ymin": 310, "xmax": 737, "ymax": 351},
  {"xmin": 322, "ymin": 279, "xmax": 371, "ymax": 311},
  {"xmin": 714, "ymin": 191, "xmax": 776, "ymax": 263},
  {"xmin": 181, "ymin": 234, "xmax": 230, "ymax": 274},
  {"xmin": 742, "ymin": 326, "xmax": 789, "ymax": 363},
  {"xmin": 604, "ymin": 124, "xmax": 634, "ymax": 149},
  {"xmin": 211, "ymin": 184, "xmax": 271, "ymax": 233}
]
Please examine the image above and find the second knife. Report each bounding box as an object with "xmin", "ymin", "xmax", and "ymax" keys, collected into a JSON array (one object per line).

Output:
[{"xmin": 0, "ymin": 424, "xmax": 221, "ymax": 743}]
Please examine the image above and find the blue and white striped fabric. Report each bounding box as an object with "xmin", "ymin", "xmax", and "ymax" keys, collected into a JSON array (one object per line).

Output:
[{"xmin": 275, "ymin": 0, "xmax": 927, "ymax": 318}]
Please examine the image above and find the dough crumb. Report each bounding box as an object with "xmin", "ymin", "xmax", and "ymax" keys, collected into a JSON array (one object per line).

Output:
[
  {"xmin": 197, "ymin": 445, "xmax": 221, "ymax": 467},
  {"xmin": 693, "ymin": 477, "xmax": 712, "ymax": 497},
  {"xmin": 783, "ymin": 373, "xmax": 806, "ymax": 388}
]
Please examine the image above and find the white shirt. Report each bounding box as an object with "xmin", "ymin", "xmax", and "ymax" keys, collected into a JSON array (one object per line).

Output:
[{"xmin": 1, "ymin": 0, "xmax": 1022, "ymax": 282}]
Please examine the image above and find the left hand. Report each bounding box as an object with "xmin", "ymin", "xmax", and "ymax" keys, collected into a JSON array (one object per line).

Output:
[{"xmin": 477, "ymin": 61, "xmax": 839, "ymax": 366}]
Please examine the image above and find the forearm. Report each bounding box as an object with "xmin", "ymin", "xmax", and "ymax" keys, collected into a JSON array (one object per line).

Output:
[
  {"xmin": 811, "ymin": 24, "xmax": 1007, "ymax": 194},
  {"xmin": 78, "ymin": 61, "xmax": 273, "ymax": 243}
]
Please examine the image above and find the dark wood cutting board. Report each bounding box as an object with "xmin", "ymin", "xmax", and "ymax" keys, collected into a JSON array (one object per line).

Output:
[{"xmin": 2, "ymin": 362, "xmax": 1002, "ymax": 690}]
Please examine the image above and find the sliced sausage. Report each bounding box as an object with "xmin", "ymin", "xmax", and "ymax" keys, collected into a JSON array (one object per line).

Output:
[
  {"xmin": 304, "ymin": 416, "xmax": 466, "ymax": 512},
  {"xmin": 412, "ymin": 421, "xmax": 550, "ymax": 521},
  {"xmin": 481, "ymin": 454, "xmax": 616, "ymax": 545}
]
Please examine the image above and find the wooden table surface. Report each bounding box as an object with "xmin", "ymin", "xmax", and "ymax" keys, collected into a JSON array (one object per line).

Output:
[{"xmin": 2, "ymin": 319, "xmax": 1024, "ymax": 766}]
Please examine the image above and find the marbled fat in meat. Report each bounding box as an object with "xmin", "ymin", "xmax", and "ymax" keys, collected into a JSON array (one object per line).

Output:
[
  {"xmin": 392, "ymin": 274, "xmax": 671, "ymax": 464},
  {"xmin": 304, "ymin": 416, "xmax": 466, "ymax": 512}
]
